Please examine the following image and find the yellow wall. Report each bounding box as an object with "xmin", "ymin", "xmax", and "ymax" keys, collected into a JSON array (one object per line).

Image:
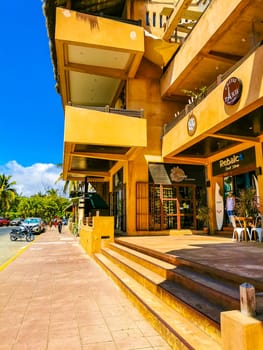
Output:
[
  {"xmin": 163, "ymin": 45, "xmax": 263, "ymax": 157},
  {"xmin": 122, "ymin": 59, "xmax": 183, "ymax": 233}
]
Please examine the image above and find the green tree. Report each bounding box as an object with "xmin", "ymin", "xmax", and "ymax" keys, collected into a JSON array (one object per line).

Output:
[
  {"xmin": 46, "ymin": 188, "xmax": 59, "ymax": 196},
  {"xmin": 0, "ymin": 174, "xmax": 17, "ymax": 216},
  {"xmin": 17, "ymin": 192, "xmax": 70, "ymax": 223}
]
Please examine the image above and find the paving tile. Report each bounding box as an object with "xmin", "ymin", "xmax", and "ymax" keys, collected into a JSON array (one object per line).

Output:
[
  {"xmin": 0, "ymin": 229, "xmax": 173, "ymax": 350},
  {"xmin": 80, "ymin": 324, "xmax": 113, "ymax": 344},
  {"xmin": 81, "ymin": 341, "xmax": 118, "ymax": 350}
]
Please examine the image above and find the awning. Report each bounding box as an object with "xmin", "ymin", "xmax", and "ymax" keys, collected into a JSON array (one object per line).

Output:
[
  {"xmin": 149, "ymin": 164, "xmax": 171, "ymax": 184},
  {"xmin": 64, "ymin": 193, "xmax": 108, "ymax": 212},
  {"xmin": 85, "ymin": 193, "xmax": 109, "ymax": 209}
]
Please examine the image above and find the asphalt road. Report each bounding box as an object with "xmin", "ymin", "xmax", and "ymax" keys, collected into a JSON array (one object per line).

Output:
[{"xmin": 0, "ymin": 227, "xmax": 32, "ymax": 266}]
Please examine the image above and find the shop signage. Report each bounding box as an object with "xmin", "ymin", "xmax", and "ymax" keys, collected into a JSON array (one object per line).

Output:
[
  {"xmin": 212, "ymin": 148, "xmax": 255, "ymax": 176},
  {"xmin": 187, "ymin": 113, "xmax": 197, "ymax": 136},
  {"xmin": 223, "ymin": 77, "xmax": 242, "ymax": 105},
  {"xmin": 170, "ymin": 166, "xmax": 187, "ymax": 182}
]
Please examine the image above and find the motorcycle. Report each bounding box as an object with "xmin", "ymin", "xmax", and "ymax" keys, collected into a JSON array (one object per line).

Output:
[{"xmin": 10, "ymin": 224, "xmax": 35, "ymax": 242}]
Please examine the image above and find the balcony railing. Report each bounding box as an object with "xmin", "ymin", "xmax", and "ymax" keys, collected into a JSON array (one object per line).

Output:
[{"xmin": 70, "ymin": 104, "xmax": 144, "ymax": 118}]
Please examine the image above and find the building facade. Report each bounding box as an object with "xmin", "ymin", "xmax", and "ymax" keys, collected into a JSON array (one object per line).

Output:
[{"xmin": 43, "ymin": 0, "xmax": 263, "ymax": 234}]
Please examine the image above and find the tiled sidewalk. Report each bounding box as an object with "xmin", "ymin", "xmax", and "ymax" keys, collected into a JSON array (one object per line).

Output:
[{"xmin": 0, "ymin": 229, "xmax": 171, "ymax": 350}]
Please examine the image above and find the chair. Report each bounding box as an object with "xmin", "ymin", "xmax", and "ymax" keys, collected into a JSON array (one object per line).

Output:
[
  {"xmin": 232, "ymin": 216, "xmax": 249, "ymax": 242},
  {"xmin": 251, "ymin": 215, "xmax": 263, "ymax": 242}
]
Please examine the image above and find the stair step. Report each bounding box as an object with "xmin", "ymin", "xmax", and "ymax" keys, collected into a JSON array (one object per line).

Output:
[
  {"xmin": 168, "ymin": 266, "xmax": 240, "ymax": 310},
  {"xmin": 115, "ymin": 237, "xmax": 263, "ymax": 291},
  {"xmin": 110, "ymin": 242, "xmax": 175, "ymax": 277},
  {"xmin": 102, "ymin": 246, "xmax": 221, "ymax": 341},
  {"xmin": 95, "ymin": 252, "xmax": 222, "ymax": 350},
  {"xmin": 110, "ymin": 242, "xmax": 240, "ymax": 310}
]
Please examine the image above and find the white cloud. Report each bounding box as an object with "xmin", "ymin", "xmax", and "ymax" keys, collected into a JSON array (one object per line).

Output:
[{"xmin": 0, "ymin": 161, "xmax": 65, "ymax": 197}]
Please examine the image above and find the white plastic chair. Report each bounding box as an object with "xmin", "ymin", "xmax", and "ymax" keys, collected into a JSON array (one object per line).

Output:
[
  {"xmin": 232, "ymin": 216, "xmax": 249, "ymax": 242},
  {"xmin": 251, "ymin": 215, "xmax": 263, "ymax": 242}
]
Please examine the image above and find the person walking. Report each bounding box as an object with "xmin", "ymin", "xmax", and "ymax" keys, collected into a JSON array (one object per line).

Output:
[
  {"xmin": 58, "ymin": 218, "xmax": 63, "ymax": 234},
  {"xmin": 226, "ymin": 192, "xmax": 236, "ymax": 228},
  {"xmin": 49, "ymin": 220, "xmax": 53, "ymax": 230}
]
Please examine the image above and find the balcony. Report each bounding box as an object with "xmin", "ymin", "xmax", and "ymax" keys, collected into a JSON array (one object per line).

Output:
[
  {"xmin": 162, "ymin": 44, "xmax": 263, "ymax": 163},
  {"xmin": 63, "ymin": 105, "xmax": 147, "ymax": 181},
  {"xmin": 55, "ymin": 7, "xmax": 144, "ymax": 107}
]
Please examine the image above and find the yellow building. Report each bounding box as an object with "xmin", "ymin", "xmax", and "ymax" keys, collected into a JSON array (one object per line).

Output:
[{"xmin": 43, "ymin": 0, "xmax": 263, "ymax": 235}]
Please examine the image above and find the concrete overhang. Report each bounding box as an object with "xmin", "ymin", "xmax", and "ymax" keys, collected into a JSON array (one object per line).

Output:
[
  {"xmin": 55, "ymin": 7, "xmax": 144, "ymax": 107},
  {"xmin": 63, "ymin": 105, "xmax": 147, "ymax": 180},
  {"xmin": 160, "ymin": 0, "xmax": 263, "ymax": 101}
]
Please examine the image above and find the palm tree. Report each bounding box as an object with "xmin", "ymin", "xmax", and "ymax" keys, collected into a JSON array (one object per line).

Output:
[
  {"xmin": 55, "ymin": 172, "xmax": 84, "ymax": 196},
  {"xmin": 0, "ymin": 174, "xmax": 17, "ymax": 216},
  {"xmin": 46, "ymin": 188, "xmax": 59, "ymax": 197}
]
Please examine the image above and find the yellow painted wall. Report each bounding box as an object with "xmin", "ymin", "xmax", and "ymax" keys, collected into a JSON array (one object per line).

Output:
[
  {"xmin": 56, "ymin": 7, "xmax": 144, "ymax": 53},
  {"xmin": 160, "ymin": 0, "xmax": 246, "ymax": 96},
  {"xmin": 162, "ymin": 45, "xmax": 263, "ymax": 157},
  {"xmin": 64, "ymin": 106, "xmax": 147, "ymax": 147},
  {"xmin": 121, "ymin": 59, "xmax": 183, "ymax": 233}
]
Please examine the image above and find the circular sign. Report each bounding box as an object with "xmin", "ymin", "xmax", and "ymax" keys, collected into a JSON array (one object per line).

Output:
[
  {"xmin": 187, "ymin": 114, "xmax": 197, "ymax": 136},
  {"xmin": 223, "ymin": 77, "xmax": 242, "ymax": 105},
  {"xmin": 170, "ymin": 167, "xmax": 186, "ymax": 182}
]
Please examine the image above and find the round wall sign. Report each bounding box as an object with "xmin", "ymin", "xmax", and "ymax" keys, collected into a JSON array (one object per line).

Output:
[
  {"xmin": 223, "ymin": 77, "xmax": 242, "ymax": 105},
  {"xmin": 187, "ymin": 114, "xmax": 197, "ymax": 136},
  {"xmin": 170, "ymin": 167, "xmax": 186, "ymax": 182}
]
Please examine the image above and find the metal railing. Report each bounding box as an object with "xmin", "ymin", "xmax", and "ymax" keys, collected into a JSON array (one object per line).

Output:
[{"xmin": 70, "ymin": 104, "xmax": 144, "ymax": 118}]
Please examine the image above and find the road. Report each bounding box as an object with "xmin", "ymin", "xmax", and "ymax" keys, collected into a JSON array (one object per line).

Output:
[{"xmin": 0, "ymin": 226, "xmax": 31, "ymax": 266}]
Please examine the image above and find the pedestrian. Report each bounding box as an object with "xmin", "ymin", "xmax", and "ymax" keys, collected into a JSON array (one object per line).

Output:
[
  {"xmin": 53, "ymin": 218, "xmax": 58, "ymax": 229},
  {"xmin": 226, "ymin": 192, "xmax": 236, "ymax": 228},
  {"xmin": 58, "ymin": 218, "xmax": 62, "ymax": 234}
]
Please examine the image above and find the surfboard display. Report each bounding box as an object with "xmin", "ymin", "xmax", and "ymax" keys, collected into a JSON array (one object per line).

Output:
[
  {"xmin": 215, "ymin": 182, "xmax": 224, "ymax": 231},
  {"xmin": 252, "ymin": 175, "xmax": 259, "ymax": 206}
]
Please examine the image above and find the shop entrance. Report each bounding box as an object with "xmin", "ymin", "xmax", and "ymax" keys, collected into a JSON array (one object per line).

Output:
[
  {"xmin": 223, "ymin": 171, "xmax": 258, "ymax": 225},
  {"xmin": 111, "ymin": 169, "xmax": 126, "ymax": 233},
  {"xmin": 149, "ymin": 184, "xmax": 197, "ymax": 230}
]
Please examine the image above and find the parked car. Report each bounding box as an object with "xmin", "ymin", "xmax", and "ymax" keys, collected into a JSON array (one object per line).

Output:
[
  {"xmin": 10, "ymin": 218, "xmax": 24, "ymax": 226},
  {"xmin": 0, "ymin": 217, "xmax": 10, "ymax": 226},
  {"xmin": 23, "ymin": 217, "xmax": 46, "ymax": 234}
]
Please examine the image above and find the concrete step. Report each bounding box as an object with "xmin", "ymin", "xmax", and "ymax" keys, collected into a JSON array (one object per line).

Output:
[
  {"xmin": 94, "ymin": 252, "xmax": 222, "ymax": 350},
  {"xmin": 101, "ymin": 245, "xmax": 221, "ymax": 341},
  {"xmin": 167, "ymin": 265, "xmax": 240, "ymax": 310},
  {"xmin": 115, "ymin": 237, "xmax": 263, "ymax": 291},
  {"xmin": 110, "ymin": 242, "xmax": 239, "ymax": 310}
]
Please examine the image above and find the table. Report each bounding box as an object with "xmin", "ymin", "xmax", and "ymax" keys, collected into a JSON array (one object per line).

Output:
[{"xmin": 235, "ymin": 216, "xmax": 255, "ymax": 241}]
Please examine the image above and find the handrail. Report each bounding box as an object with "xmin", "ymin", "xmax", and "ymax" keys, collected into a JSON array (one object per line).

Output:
[
  {"xmin": 163, "ymin": 41, "xmax": 263, "ymax": 135},
  {"xmin": 69, "ymin": 104, "xmax": 144, "ymax": 118}
]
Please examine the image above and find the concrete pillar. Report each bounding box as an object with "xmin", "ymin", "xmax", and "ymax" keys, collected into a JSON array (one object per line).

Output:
[{"xmin": 221, "ymin": 310, "xmax": 263, "ymax": 350}]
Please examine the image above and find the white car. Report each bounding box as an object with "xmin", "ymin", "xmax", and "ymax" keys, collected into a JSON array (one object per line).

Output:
[{"xmin": 23, "ymin": 217, "xmax": 46, "ymax": 234}]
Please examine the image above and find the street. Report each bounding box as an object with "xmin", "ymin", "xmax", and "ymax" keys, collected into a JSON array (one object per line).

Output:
[{"xmin": 0, "ymin": 226, "xmax": 31, "ymax": 266}]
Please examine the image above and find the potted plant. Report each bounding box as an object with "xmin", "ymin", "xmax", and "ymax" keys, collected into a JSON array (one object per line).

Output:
[
  {"xmin": 235, "ymin": 188, "xmax": 258, "ymax": 218},
  {"xmin": 182, "ymin": 86, "xmax": 207, "ymax": 105},
  {"xmin": 196, "ymin": 206, "xmax": 210, "ymax": 233}
]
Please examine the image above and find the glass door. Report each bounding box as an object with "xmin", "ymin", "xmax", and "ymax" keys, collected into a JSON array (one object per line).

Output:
[{"xmin": 149, "ymin": 184, "xmax": 196, "ymax": 230}]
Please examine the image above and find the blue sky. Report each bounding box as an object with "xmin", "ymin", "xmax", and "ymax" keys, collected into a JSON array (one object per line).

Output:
[{"xmin": 0, "ymin": 1, "xmax": 65, "ymax": 196}]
